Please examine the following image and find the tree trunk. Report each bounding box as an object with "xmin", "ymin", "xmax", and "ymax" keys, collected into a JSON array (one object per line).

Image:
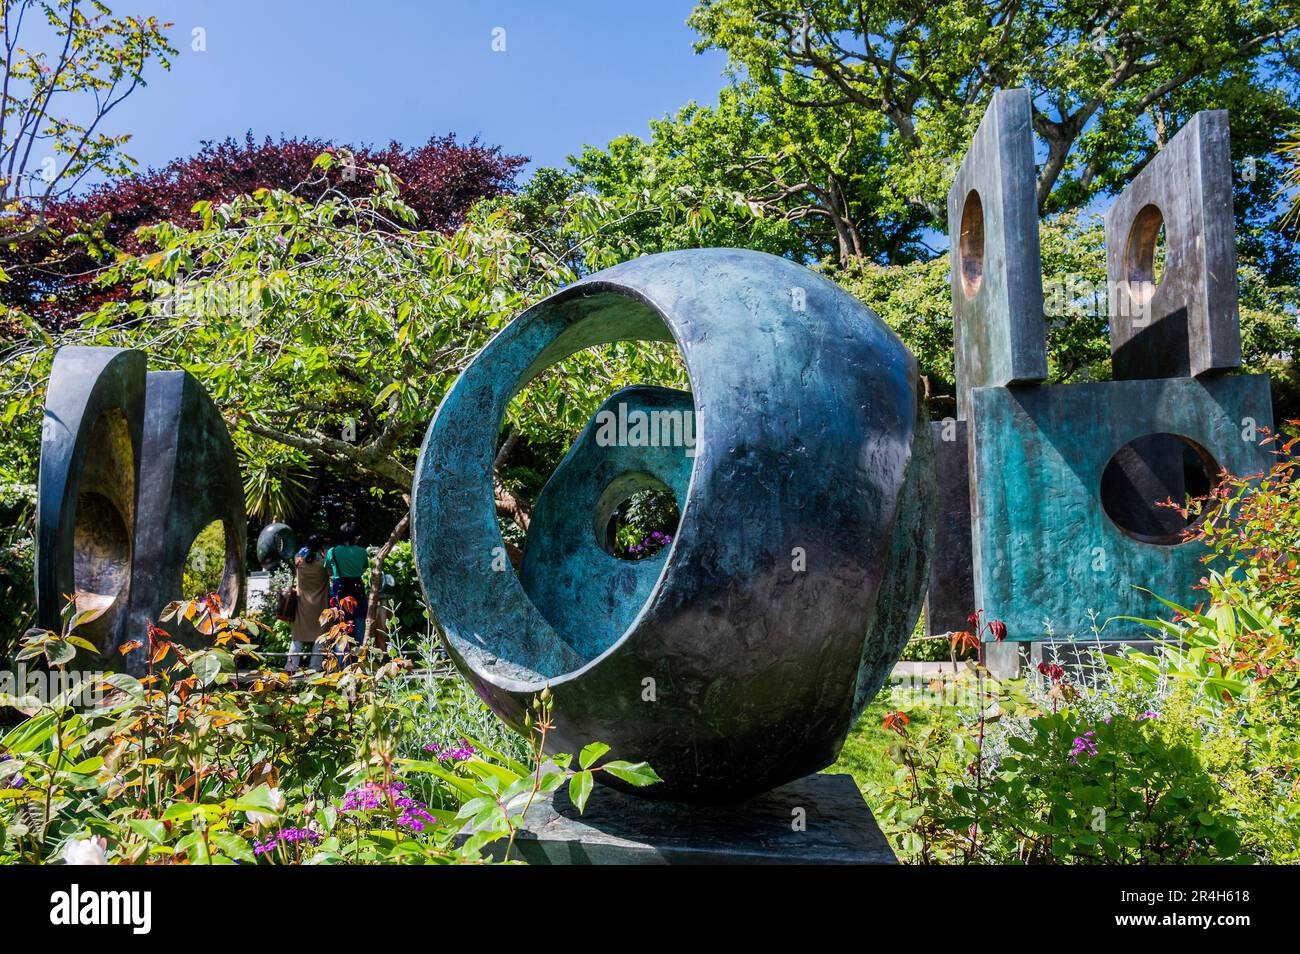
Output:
[{"xmin": 365, "ymin": 499, "xmax": 410, "ymax": 651}]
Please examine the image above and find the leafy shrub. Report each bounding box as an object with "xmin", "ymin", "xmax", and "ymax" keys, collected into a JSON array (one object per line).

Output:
[
  {"xmin": 0, "ymin": 481, "xmax": 35, "ymax": 659},
  {"xmin": 384, "ymin": 540, "xmax": 431, "ymax": 637},
  {"xmin": 0, "ymin": 596, "xmax": 659, "ymax": 864},
  {"xmin": 854, "ymin": 425, "xmax": 1300, "ymax": 864}
]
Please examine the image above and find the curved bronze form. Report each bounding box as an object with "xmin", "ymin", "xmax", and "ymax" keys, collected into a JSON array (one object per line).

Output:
[
  {"xmin": 412, "ymin": 248, "xmax": 934, "ymax": 802},
  {"xmin": 36, "ymin": 347, "xmax": 146, "ymax": 654},
  {"xmin": 36, "ymin": 349, "xmax": 246, "ymax": 670},
  {"xmin": 123, "ymin": 370, "xmax": 246, "ymax": 669}
]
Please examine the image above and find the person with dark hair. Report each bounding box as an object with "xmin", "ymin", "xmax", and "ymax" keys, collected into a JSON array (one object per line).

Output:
[
  {"xmin": 324, "ymin": 521, "xmax": 370, "ymax": 662},
  {"xmin": 287, "ymin": 534, "xmax": 328, "ymax": 673}
]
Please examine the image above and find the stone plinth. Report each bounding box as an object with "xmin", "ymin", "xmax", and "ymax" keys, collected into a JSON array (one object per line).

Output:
[{"xmin": 467, "ymin": 772, "xmax": 896, "ymax": 865}]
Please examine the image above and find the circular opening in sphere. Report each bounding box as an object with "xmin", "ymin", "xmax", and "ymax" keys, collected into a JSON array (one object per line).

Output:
[
  {"xmin": 1100, "ymin": 433, "xmax": 1219, "ymax": 545},
  {"xmin": 1124, "ymin": 204, "xmax": 1166, "ymax": 307},
  {"xmin": 958, "ymin": 190, "xmax": 985, "ymax": 299},
  {"xmin": 595, "ymin": 480, "xmax": 681, "ymax": 561}
]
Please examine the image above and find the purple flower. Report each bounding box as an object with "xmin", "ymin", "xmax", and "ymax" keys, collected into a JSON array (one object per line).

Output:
[
  {"xmin": 436, "ymin": 740, "xmax": 476, "ymax": 762},
  {"xmin": 1138, "ymin": 710, "xmax": 1160, "ymax": 721},
  {"xmin": 423, "ymin": 740, "xmax": 475, "ymax": 762},
  {"xmin": 1068, "ymin": 731, "xmax": 1098, "ymax": 764},
  {"xmin": 341, "ymin": 780, "xmax": 406, "ymax": 812},
  {"xmin": 253, "ymin": 825, "xmax": 321, "ymax": 856}
]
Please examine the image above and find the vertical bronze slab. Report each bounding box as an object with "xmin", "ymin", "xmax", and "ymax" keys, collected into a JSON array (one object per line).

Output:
[
  {"xmin": 948, "ymin": 88, "xmax": 1048, "ymax": 422},
  {"xmin": 122, "ymin": 370, "xmax": 246, "ymax": 669},
  {"xmin": 923, "ymin": 419, "xmax": 974, "ymax": 636},
  {"xmin": 969, "ymin": 375, "xmax": 1273, "ymax": 640},
  {"xmin": 1105, "ymin": 110, "xmax": 1241, "ymax": 379},
  {"xmin": 35, "ymin": 347, "xmax": 146, "ymax": 656}
]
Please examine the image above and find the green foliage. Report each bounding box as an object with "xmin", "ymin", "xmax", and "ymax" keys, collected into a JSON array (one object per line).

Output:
[
  {"xmin": 181, "ymin": 520, "xmax": 226, "ymax": 598},
  {"xmin": 382, "ymin": 540, "xmax": 431, "ymax": 637},
  {"xmin": 0, "ymin": 598, "xmax": 659, "ymax": 864},
  {"xmin": 0, "ymin": 479, "xmax": 34, "ymax": 658},
  {"xmin": 688, "ymin": 1, "xmax": 1300, "ymax": 246},
  {"xmin": 609, "ymin": 488, "xmax": 679, "ymax": 560},
  {"xmin": 569, "ymin": 80, "xmax": 928, "ymax": 265}
]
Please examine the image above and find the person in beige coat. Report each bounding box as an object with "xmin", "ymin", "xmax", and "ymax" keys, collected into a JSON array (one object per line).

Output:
[{"xmin": 287, "ymin": 535, "xmax": 330, "ymax": 673}]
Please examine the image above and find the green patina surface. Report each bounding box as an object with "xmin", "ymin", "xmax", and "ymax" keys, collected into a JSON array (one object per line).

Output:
[
  {"xmin": 411, "ymin": 248, "xmax": 934, "ymax": 801},
  {"xmin": 520, "ymin": 385, "xmax": 694, "ymax": 662},
  {"xmin": 969, "ymin": 374, "xmax": 1275, "ymax": 640}
]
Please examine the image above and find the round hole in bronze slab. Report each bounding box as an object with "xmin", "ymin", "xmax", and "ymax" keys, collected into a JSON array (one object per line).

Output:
[
  {"xmin": 958, "ymin": 189, "xmax": 985, "ymax": 299},
  {"xmin": 1100, "ymin": 433, "xmax": 1218, "ymax": 545},
  {"xmin": 183, "ymin": 518, "xmax": 240, "ymax": 626},
  {"xmin": 1124, "ymin": 204, "xmax": 1166, "ymax": 307}
]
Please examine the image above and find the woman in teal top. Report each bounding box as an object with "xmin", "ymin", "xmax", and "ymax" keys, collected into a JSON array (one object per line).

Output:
[{"xmin": 325, "ymin": 522, "xmax": 370, "ymax": 661}]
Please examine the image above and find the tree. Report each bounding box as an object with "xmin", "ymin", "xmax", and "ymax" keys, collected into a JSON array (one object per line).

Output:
[
  {"xmin": 1, "ymin": 132, "xmax": 526, "ymax": 330},
  {"xmin": 0, "ymin": 1, "xmax": 174, "ymax": 245},
  {"xmin": 0, "ymin": 153, "xmax": 701, "ymax": 624},
  {"xmin": 688, "ymin": 0, "xmax": 1300, "ymax": 244},
  {"xmin": 571, "ymin": 79, "xmax": 932, "ymax": 266}
]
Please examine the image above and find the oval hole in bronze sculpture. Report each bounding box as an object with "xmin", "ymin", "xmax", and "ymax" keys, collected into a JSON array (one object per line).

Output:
[
  {"xmin": 184, "ymin": 518, "xmax": 240, "ymax": 607},
  {"xmin": 958, "ymin": 189, "xmax": 985, "ymax": 299},
  {"xmin": 72, "ymin": 490, "xmax": 130, "ymax": 623},
  {"xmin": 595, "ymin": 478, "xmax": 680, "ymax": 560},
  {"xmin": 70, "ymin": 405, "xmax": 136, "ymax": 643},
  {"xmin": 1124, "ymin": 203, "xmax": 1166, "ymax": 306}
]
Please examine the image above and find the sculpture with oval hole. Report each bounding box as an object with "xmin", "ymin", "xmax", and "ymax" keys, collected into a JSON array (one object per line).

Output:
[
  {"xmin": 36, "ymin": 347, "xmax": 146, "ymax": 659},
  {"xmin": 412, "ymin": 248, "xmax": 935, "ymax": 803},
  {"xmin": 123, "ymin": 370, "xmax": 246, "ymax": 671},
  {"xmin": 36, "ymin": 349, "xmax": 246, "ymax": 673}
]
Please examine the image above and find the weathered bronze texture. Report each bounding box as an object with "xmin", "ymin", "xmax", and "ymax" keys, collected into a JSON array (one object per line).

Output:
[
  {"xmin": 519, "ymin": 385, "xmax": 694, "ymax": 660},
  {"xmin": 123, "ymin": 370, "xmax": 246, "ymax": 669},
  {"xmin": 36, "ymin": 349, "xmax": 246, "ymax": 669},
  {"xmin": 36, "ymin": 347, "xmax": 146, "ymax": 654},
  {"xmin": 923, "ymin": 419, "xmax": 974, "ymax": 637},
  {"xmin": 1105, "ymin": 110, "xmax": 1241, "ymax": 380},
  {"xmin": 969, "ymin": 374, "xmax": 1274, "ymax": 640},
  {"xmin": 412, "ymin": 248, "xmax": 934, "ymax": 802},
  {"xmin": 947, "ymin": 87, "xmax": 1048, "ymax": 422}
]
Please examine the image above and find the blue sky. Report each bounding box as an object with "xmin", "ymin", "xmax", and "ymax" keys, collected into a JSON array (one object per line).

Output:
[{"xmin": 92, "ymin": 1, "xmax": 729, "ymax": 183}]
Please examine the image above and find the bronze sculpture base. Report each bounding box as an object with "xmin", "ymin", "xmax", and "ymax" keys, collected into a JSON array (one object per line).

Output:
[{"xmin": 466, "ymin": 773, "xmax": 896, "ymax": 865}]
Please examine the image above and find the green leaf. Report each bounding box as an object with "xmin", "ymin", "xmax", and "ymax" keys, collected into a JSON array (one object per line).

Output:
[
  {"xmin": 463, "ymin": 736, "xmax": 530, "ymax": 777},
  {"xmin": 579, "ymin": 742, "xmax": 610, "ymax": 770},
  {"xmin": 128, "ymin": 819, "xmax": 166, "ymax": 844},
  {"xmin": 568, "ymin": 770, "xmax": 594, "ymax": 813},
  {"xmin": 231, "ymin": 784, "xmax": 281, "ymax": 812},
  {"xmin": 212, "ymin": 831, "xmax": 256, "ymax": 863},
  {"xmin": 601, "ymin": 761, "xmax": 662, "ymax": 787},
  {"xmin": 0, "ymin": 711, "xmax": 58, "ymax": 753},
  {"xmin": 44, "ymin": 638, "xmax": 76, "ymax": 667},
  {"xmin": 192, "ymin": 652, "xmax": 222, "ymax": 687}
]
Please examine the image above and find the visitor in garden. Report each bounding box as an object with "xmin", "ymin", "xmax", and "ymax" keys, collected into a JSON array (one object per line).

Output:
[
  {"xmin": 287, "ymin": 535, "xmax": 329, "ymax": 673},
  {"xmin": 325, "ymin": 522, "xmax": 370, "ymax": 661}
]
